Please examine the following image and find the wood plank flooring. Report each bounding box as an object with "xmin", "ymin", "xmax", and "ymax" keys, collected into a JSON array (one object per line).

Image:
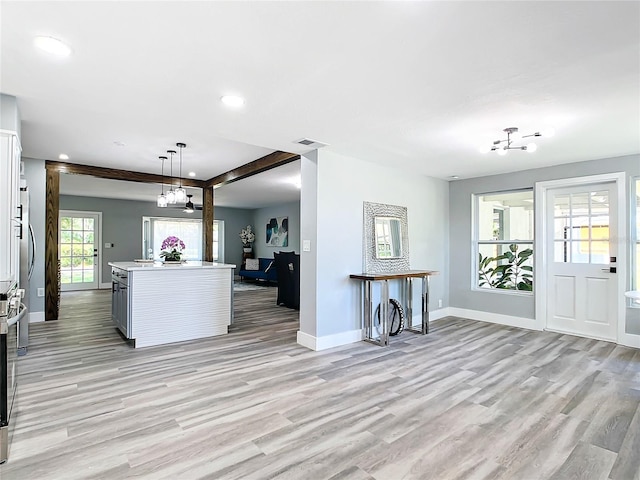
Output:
[{"xmin": 1, "ymin": 288, "xmax": 639, "ymax": 479}]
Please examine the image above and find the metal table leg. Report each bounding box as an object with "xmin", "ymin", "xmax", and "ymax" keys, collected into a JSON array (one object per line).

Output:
[
  {"xmin": 421, "ymin": 275, "xmax": 430, "ymax": 334},
  {"xmin": 380, "ymin": 279, "xmax": 389, "ymax": 346}
]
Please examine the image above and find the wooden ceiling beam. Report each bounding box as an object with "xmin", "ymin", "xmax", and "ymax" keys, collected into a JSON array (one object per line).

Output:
[
  {"xmin": 205, "ymin": 151, "xmax": 300, "ymax": 188},
  {"xmin": 45, "ymin": 160, "xmax": 207, "ymax": 189}
]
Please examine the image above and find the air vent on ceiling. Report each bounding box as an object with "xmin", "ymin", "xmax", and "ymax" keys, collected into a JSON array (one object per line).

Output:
[{"xmin": 294, "ymin": 138, "xmax": 328, "ymax": 148}]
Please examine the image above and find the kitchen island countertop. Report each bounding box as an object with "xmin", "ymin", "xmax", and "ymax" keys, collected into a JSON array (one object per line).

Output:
[{"xmin": 108, "ymin": 261, "xmax": 236, "ymax": 271}]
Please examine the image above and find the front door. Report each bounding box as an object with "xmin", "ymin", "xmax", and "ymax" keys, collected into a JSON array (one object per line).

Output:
[
  {"xmin": 59, "ymin": 211, "xmax": 100, "ymax": 291},
  {"xmin": 546, "ymin": 182, "xmax": 618, "ymax": 341}
]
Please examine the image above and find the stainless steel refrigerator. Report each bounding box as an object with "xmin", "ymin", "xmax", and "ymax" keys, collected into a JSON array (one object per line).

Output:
[{"xmin": 17, "ymin": 186, "xmax": 33, "ymax": 354}]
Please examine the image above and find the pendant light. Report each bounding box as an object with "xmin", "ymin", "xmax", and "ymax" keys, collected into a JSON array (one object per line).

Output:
[
  {"xmin": 175, "ymin": 142, "xmax": 187, "ymax": 202},
  {"xmin": 156, "ymin": 156, "xmax": 168, "ymax": 207},
  {"xmin": 166, "ymin": 149, "xmax": 177, "ymax": 204},
  {"xmin": 184, "ymin": 194, "xmax": 195, "ymax": 213}
]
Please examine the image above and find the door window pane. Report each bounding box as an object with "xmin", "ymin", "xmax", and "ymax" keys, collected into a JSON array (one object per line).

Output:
[
  {"xmin": 553, "ymin": 190, "xmax": 610, "ymax": 265},
  {"xmin": 60, "ymin": 214, "xmax": 96, "ymax": 287}
]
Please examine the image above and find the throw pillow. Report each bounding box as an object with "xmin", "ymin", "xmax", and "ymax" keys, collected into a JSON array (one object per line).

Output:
[
  {"xmin": 245, "ymin": 258, "xmax": 259, "ymax": 271},
  {"xmin": 264, "ymin": 260, "xmax": 274, "ymax": 273}
]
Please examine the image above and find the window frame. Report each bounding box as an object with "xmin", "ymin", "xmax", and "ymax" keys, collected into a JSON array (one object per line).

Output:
[
  {"xmin": 631, "ymin": 176, "xmax": 640, "ymax": 307},
  {"xmin": 141, "ymin": 216, "xmax": 224, "ymax": 262},
  {"xmin": 472, "ymin": 188, "xmax": 534, "ymax": 295}
]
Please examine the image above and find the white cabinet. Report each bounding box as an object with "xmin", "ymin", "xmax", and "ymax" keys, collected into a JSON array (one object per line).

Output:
[{"xmin": 0, "ymin": 130, "xmax": 21, "ymax": 284}]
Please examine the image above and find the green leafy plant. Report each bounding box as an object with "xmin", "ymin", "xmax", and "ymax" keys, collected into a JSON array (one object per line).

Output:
[{"xmin": 478, "ymin": 244, "xmax": 533, "ymax": 291}]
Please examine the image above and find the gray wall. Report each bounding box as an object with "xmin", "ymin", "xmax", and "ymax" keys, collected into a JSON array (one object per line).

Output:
[
  {"xmin": 301, "ymin": 149, "xmax": 450, "ymax": 339},
  {"xmin": 59, "ymin": 196, "xmax": 256, "ymax": 283},
  {"xmin": 215, "ymin": 207, "xmax": 254, "ymax": 272},
  {"xmin": 449, "ymin": 154, "xmax": 640, "ymax": 333},
  {"xmin": 251, "ymin": 201, "xmax": 300, "ymax": 259},
  {"xmin": 60, "ymin": 195, "xmax": 204, "ymax": 284}
]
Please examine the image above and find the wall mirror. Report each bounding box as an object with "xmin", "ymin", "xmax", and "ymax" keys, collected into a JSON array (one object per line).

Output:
[
  {"xmin": 374, "ymin": 216, "xmax": 403, "ymax": 258},
  {"xmin": 363, "ymin": 202, "xmax": 409, "ymax": 273}
]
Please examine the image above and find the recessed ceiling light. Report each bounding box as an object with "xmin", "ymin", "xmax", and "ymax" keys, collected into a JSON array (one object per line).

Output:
[
  {"xmin": 450, "ymin": 175, "xmax": 459, "ymax": 179},
  {"xmin": 58, "ymin": 153, "xmax": 69, "ymax": 160},
  {"xmin": 288, "ymin": 176, "xmax": 302, "ymax": 189},
  {"xmin": 188, "ymin": 171, "xmax": 196, "ymax": 177},
  {"xmin": 34, "ymin": 36, "xmax": 72, "ymax": 56},
  {"xmin": 220, "ymin": 95, "xmax": 245, "ymax": 108}
]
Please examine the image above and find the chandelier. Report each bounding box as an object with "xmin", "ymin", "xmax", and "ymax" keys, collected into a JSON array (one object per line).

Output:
[
  {"xmin": 166, "ymin": 149, "xmax": 177, "ymax": 204},
  {"xmin": 175, "ymin": 143, "xmax": 187, "ymax": 202},
  {"xmin": 156, "ymin": 142, "xmax": 189, "ymax": 208},
  {"xmin": 480, "ymin": 127, "xmax": 553, "ymax": 155}
]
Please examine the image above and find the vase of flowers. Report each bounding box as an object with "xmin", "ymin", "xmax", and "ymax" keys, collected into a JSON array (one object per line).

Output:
[
  {"xmin": 240, "ymin": 225, "xmax": 255, "ymax": 252},
  {"xmin": 160, "ymin": 236, "xmax": 185, "ymax": 262}
]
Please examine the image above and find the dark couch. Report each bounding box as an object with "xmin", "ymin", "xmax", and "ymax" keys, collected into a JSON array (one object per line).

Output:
[
  {"xmin": 274, "ymin": 251, "xmax": 300, "ymax": 310},
  {"xmin": 239, "ymin": 257, "xmax": 277, "ymax": 283}
]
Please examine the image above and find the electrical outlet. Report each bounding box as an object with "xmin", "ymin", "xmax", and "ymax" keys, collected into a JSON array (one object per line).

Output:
[
  {"xmin": 37, "ymin": 288, "xmax": 45, "ymax": 297},
  {"xmin": 438, "ymin": 299, "xmax": 442, "ymax": 308}
]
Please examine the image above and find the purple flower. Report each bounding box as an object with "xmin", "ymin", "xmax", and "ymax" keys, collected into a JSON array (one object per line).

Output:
[{"xmin": 161, "ymin": 236, "xmax": 185, "ymax": 251}]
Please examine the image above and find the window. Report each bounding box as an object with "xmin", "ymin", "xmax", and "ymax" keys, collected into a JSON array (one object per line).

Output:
[
  {"xmin": 475, "ymin": 190, "xmax": 534, "ymax": 292},
  {"xmin": 633, "ymin": 178, "xmax": 640, "ymax": 295},
  {"xmin": 212, "ymin": 220, "xmax": 224, "ymax": 262},
  {"xmin": 142, "ymin": 217, "xmax": 224, "ymax": 261}
]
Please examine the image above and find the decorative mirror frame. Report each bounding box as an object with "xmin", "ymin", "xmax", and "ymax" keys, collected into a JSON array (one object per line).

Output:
[{"xmin": 363, "ymin": 201, "xmax": 410, "ymax": 273}]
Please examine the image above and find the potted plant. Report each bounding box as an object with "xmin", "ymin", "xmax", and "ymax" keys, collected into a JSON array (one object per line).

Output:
[
  {"xmin": 160, "ymin": 236, "xmax": 185, "ymax": 262},
  {"xmin": 240, "ymin": 225, "xmax": 255, "ymax": 252}
]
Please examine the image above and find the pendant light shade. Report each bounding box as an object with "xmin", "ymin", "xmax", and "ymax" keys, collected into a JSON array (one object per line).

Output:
[
  {"xmin": 156, "ymin": 156, "xmax": 168, "ymax": 208},
  {"xmin": 174, "ymin": 142, "xmax": 187, "ymax": 202},
  {"xmin": 166, "ymin": 150, "xmax": 177, "ymax": 204}
]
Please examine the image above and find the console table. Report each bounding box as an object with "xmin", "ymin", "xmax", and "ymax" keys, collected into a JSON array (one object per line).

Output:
[{"xmin": 350, "ymin": 270, "xmax": 439, "ymax": 347}]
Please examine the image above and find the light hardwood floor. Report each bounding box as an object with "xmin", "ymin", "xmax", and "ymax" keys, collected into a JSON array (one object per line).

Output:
[{"xmin": 1, "ymin": 288, "xmax": 639, "ymax": 479}]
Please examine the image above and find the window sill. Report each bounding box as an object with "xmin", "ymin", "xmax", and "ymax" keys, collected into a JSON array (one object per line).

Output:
[{"xmin": 473, "ymin": 287, "xmax": 533, "ymax": 297}]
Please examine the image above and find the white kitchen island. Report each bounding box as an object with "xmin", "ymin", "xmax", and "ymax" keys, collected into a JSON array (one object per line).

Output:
[{"xmin": 108, "ymin": 261, "xmax": 236, "ymax": 348}]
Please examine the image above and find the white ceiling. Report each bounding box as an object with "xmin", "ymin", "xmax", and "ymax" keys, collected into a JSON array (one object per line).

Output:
[{"xmin": 2, "ymin": 1, "xmax": 639, "ymax": 205}]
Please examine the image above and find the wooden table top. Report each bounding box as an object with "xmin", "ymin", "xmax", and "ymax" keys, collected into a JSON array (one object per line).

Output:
[{"xmin": 349, "ymin": 270, "xmax": 439, "ymax": 281}]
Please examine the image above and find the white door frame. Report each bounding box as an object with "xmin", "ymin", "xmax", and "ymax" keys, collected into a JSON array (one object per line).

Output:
[
  {"xmin": 535, "ymin": 172, "xmax": 627, "ymax": 344},
  {"xmin": 59, "ymin": 209, "xmax": 103, "ymax": 290}
]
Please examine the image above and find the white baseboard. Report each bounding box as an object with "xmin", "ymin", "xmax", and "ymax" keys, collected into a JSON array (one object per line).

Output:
[
  {"xmin": 29, "ymin": 311, "xmax": 45, "ymax": 323},
  {"xmin": 619, "ymin": 333, "xmax": 640, "ymax": 348},
  {"xmin": 99, "ymin": 282, "xmax": 111, "ymax": 289},
  {"xmin": 297, "ymin": 328, "xmax": 364, "ymax": 351},
  {"xmin": 406, "ymin": 308, "xmax": 451, "ymax": 328},
  {"xmin": 447, "ymin": 307, "xmax": 541, "ymax": 331}
]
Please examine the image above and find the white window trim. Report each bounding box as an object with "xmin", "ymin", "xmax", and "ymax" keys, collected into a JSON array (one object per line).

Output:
[
  {"xmin": 472, "ymin": 189, "xmax": 534, "ymax": 295},
  {"xmin": 631, "ymin": 176, "xmax": 640, "ymax": 308}
]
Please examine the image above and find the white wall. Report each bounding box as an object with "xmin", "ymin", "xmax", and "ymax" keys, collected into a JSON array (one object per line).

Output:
[{"xmin": 299, "ymin": 149, "xmax": 449, "ymax": 347}]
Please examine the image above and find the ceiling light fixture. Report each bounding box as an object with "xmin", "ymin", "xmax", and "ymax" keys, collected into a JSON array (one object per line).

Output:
[
  {"xmin": 480, "ymin": 127, "xmax": 550, "ymax": 154},
  {"xmin": 157, "ymin": 156, "xmax": 168, "ymax": 208},
  {"xmin": 58, "ymin": 153, "xmax": 69, "ymax": 160},
  {"xmin": 188, "ymin": 171, "xmax": 196, "ymax": 178},
  {"xmin": 184, "ymin": 195, "xmax": 195, "ymax": 214},
  {"xmin": 166, "ymin": 150, "xmax": 177, "ymax": 204},
  {"xmin": 34, "ymin": 36, "xmax": 72, "ymax": 56},
  {"xmin": 174, "ymin": 143, "xmax": 187, "ymax": 202},
  {"xmin": 221, "ymin": 95, "xmax": 245, "ymax": 107}
]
